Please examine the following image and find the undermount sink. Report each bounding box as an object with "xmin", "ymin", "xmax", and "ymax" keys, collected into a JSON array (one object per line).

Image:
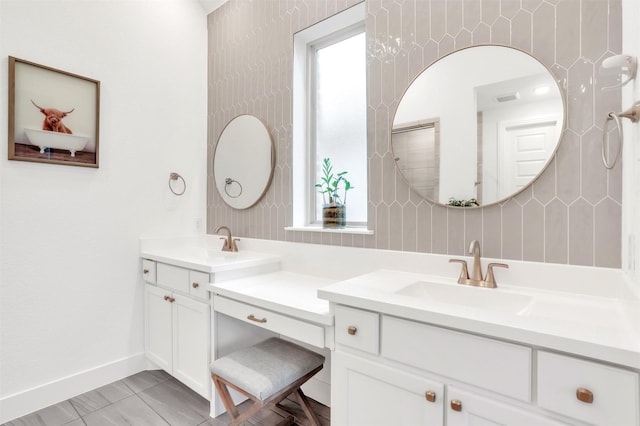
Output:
[{"xmin": 396, "ymin": 281, "xmax": 533, "ymax": 315}]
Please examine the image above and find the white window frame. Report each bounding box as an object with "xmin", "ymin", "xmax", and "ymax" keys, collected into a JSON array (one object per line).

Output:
[{"xmin": 290, "ymin": 2, "xmax": 371, "ymax": 233}]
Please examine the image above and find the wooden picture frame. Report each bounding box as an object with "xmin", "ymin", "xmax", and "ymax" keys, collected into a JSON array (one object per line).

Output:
[{"xmin": 8, "ymin": 56, "xmax": 100, "ymax": 167}]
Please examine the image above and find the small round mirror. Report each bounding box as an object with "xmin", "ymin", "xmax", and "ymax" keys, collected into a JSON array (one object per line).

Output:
[
  {"xmin": 392, "ymin": 45, "xmax": 565, "ymax": 207},
  {"xmin": 213, "ymin": 115, "xmax": 275, "ymax": 209}
]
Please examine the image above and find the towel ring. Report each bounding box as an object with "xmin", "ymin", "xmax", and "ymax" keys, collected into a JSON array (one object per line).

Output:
[
  {"xmin": 601, "ymin": 101, "xmax": 640, "ymax": 169},
  {"xmin": 224, "ymin": 177, "xmax": 243, "ymax": 198},
  {"xmin": 169, "ymin": 172, "xmax": 186, "ymax": 196},
  {"xmin": 602, "ymin": 112, "xmax": 622, "ymax": 169}
]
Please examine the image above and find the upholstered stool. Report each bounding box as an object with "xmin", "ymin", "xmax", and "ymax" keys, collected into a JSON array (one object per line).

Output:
[{"xmin": 211, "ymin": 337, "xmax": 325, "ymax": 426}]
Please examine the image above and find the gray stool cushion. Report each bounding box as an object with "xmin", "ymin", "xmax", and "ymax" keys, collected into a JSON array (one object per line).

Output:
[{"xmin": 210, "ymin": 337, "xmax": 325, "ymax": 401}]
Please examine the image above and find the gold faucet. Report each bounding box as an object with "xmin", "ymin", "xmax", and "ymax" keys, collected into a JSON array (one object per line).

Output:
[
  {"xmin": 469, "ymin": 240, "xmax": 483, "ymax": 282},
  {"xmin": 449, "ymin": 240, "xmax": 508, "ymax": 288},
  {"xmin": 215, "ymin": 225, "xmax": 239, "ymax": 252}
]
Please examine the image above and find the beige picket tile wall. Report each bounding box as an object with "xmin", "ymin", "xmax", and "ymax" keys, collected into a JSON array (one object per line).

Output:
[{"xmin": 207, "ymin": 0, "xmax": 622, "ymax": 267}]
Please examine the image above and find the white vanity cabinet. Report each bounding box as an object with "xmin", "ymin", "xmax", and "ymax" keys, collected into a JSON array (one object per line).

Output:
[
  {"xmin": 331, "ymin": 304, "xmax": 639, "ymax": 426},
  {"xmin": 332, "ymin": 305, "xmax": 445, "ymax": 425},
  {"xmin": 143, "ymin": 260, "xmax": 211, "ymax": 399}
]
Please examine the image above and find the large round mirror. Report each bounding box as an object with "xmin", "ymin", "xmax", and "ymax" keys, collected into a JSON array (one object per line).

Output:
[
  {"xmin": 392, "ymin": 45, "xmax": 565, "ymax": 207},
  {"xmin": 214, "ymin": 115, "xmax": 275, "ymax": 209}
]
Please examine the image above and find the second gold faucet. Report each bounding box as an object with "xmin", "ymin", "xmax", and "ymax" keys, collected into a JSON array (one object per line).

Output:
[
  {"xmin": 450, "ymin": 240, "xmax": 508, "ymax": 288},
  {"xmin": 215, "ymin": 225, "xmax": 239, "ymax": 252}
]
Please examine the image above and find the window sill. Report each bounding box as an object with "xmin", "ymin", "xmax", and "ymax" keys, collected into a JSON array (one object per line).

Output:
[{"xmin": 284, "ymin": 226, "xmax": 374, "ymax": 235}]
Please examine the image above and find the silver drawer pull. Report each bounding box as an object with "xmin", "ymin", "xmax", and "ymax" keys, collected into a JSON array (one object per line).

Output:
[
  {"xmin": 576, "ymin": 387, "xmax": 594, "ymax": 404},
  {"xmin": 348, "ymin": 326, "xmax": 357, "ymax": 335},
  {"xmin": 247, "ymin": 314, "xmax": 267, "ymax": 323}
]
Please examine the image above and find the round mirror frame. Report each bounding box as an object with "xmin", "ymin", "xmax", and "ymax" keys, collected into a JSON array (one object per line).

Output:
[
  {"xmin": 391, "ymin": 44, "xmax": 568, "ymax": 208},
  {"xmin": 213, "ymin": 114, "xmax": 275, "ymax": 210}
]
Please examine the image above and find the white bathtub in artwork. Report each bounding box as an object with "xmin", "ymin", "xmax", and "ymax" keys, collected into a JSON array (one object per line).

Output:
[{"xmin": 24, "ymin": 128, "xmax": 89, "ymax": 157}]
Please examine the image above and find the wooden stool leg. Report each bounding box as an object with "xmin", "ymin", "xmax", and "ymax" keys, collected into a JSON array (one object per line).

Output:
[
  {"xmin": 212, "ymin": 375, "xmax": 240, "ymax": 419},
  {"xmin": 212, "ymin": 374, "xmax": 265, "ymax": 426},
  {"xmin": 295, "ymin": 388, "xmax": 321, "ymax": 426},
  {"xmin": 230, "ymin": 402, "xmax": 264, "ymax": 426}
]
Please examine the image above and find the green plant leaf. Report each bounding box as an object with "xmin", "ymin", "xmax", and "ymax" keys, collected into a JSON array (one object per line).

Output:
[{"xmin": 315, "ymin": 157, "xmax": 354, "ymax": 206}]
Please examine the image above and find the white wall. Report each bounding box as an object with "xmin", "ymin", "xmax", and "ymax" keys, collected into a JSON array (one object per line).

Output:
[
  {"xmin": 0, "ymin": 0, "xmax": 208, "ymax": 421},
  {"xmin": 622, "ymin": 0, "xmax": 640, "ymax": 291}
]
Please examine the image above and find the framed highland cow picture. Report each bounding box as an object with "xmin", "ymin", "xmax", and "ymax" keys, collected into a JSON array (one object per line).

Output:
[{"xmin": 8, "ymin": 56, "xmax": 100, "ymax": 167}]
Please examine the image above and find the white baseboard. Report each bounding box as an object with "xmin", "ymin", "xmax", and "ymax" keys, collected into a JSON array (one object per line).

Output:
[{"xmin": 0, "ymin": 352, "xmax": 147, "ymax": 424}]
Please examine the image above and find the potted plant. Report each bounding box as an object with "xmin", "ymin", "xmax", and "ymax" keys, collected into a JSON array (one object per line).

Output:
[
  {"xmin": 315, "ymin": 157, "xmax": 353, "ymax": 228},
  {"xmin": 447, "ymin": 197, "xmax": 480, "ymax": 207}
]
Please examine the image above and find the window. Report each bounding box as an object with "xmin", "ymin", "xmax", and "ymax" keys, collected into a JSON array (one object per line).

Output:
[{"xmin": 292, "ymin": 3, "xmax": 368, "ymax": 230}]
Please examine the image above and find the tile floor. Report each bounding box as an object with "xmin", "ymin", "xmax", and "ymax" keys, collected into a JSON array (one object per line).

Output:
[{"xmin": 2, "ymin": 370, "xmax": 330, "ymax": 426}]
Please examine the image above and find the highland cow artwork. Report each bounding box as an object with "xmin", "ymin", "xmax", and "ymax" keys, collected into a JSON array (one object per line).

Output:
[
  {"xmin": 8, "ymin": 56, "xmax": 100, "ymax": 167},
  {"xmin": 31, "ymin": 99, "xmax": 75, "ymax": 134}
]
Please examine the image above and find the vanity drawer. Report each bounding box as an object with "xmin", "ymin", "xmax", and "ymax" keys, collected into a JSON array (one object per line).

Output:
[
  {"xmin": 156, "ymin": 263, "xmax": 189, "ymax": 293},
  {"xmin": 142, "ymin": 259, "xmax": 156, "ymax": 283},
  {"xmin": 334, "ymin": 305, "xmax": 379, "ymax": 355},
  {"xmin": 188, "ymin": 270, "xmax": 210, "ymax": 301},
  {"xmin": 214, "ymin": 296, "xmax": 325, "ymax": 348},
  {"xmin": 537, "ymin": 351, "xmax": 639, "ymax": 425},
  {"xmin": 381, "ymin": 316, "xmax": 531, "ymax": 402}
]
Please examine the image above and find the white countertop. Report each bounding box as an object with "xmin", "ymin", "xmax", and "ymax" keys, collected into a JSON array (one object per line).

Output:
[
  {"xmin": 209, "ymin": 270, "xmax": 335, "ymax": 325},
  {"xmin": 140, "ymin": 236, "xmax": 640, "ymax": 370},
  {"xmin": 318, "ymin": 269, "xmax": 640, "ymax": 370},
  {"xmin": 140, "ymin": 237, "xmax": 281, "ymax": 273}
]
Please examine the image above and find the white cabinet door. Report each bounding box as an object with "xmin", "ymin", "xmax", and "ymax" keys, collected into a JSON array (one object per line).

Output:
[
  {"xmin": 447, "ymin": 387, "xmax": 565, "ymax": 426},
  {"xmin": 145, "ymin": 283, "xmax": 211, "ymax": 399},
  {"xmin": 172, "ymin": 294, "xmax": 210, "ymax": 399},
  {"xmin": 145, "ymin": 284, "xmax": 173, "ymax": 372},
  {"xmin": 332, "ymin": 351, "xmax": 444, "ymax": 426}
]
